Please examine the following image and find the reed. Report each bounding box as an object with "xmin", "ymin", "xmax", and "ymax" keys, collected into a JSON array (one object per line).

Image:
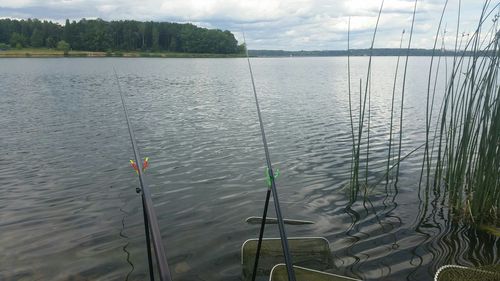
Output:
[
  {"xmin": 348, "ymin": 0, "xmax": 385, "ymax": 202},
  {"xmin": 386, "ymin": 30, "xmax": 405, "ymax": 183},
  {"xmin": 420, "ymin": 0, "xmax": 500, "ymax": 225},
  {"xmin": 348, "ymin": 0, "xmax": 417, "ymax": 201},
  {"xmin": 347, "ymin": 0, "xmax": 500, "ymax": 226},
  {"xmin": 433, "ymin": 7, "xmax": 499, "ymax": 225}
]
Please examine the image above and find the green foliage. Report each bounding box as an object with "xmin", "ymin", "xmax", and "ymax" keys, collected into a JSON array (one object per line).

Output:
[
  {"xmin": 45, "ymin": 37, "xmax": 56, "ymax": 48},
  {"xmin": 0, "ymin": 18, "xmax": 240, "ymax": 54},
  {"xmin": 0, "ymin": 42, "xmax": 9, "ymax": 50},
  {"xmin": 429, "ymin": 29, "xmax": 500, "ymax": 226},
  {"xmin": 152, "ymin": 26, "xmax": 160, "ymax": 51},
  {"xmin": 56, "ymin": 40, "xmax": 70, "ymax": 55},
  {"xmin": 10, "ymin": 32, "xmax": 28, "ymax": 48},
  {"xmin": 30, "ymin": 28, "xmax": 44, "ymax": 47},
  {"xmin": 238, "ymin": 43, "xmax": 247, "ymax": 54}
]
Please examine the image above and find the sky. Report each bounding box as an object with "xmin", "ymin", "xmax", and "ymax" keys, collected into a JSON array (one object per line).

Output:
[{"xmin": 0, "ymin": 0, "xmax": 497, "ymax": 50}]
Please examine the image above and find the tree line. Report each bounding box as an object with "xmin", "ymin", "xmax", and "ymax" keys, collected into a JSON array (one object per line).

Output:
[{"xmin": 0, "ymin": 18, "xmax": 244, "ymax": 54}]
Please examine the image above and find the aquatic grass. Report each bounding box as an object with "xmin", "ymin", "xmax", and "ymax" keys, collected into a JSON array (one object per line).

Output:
[
  {"xmin": 395, "ymin": 0, "xmax": 418, "ymax": 181},
  {"xmin": 427, "ymin": 2, "xmax": 500, "ymax": 225},
  {"xmin": 364, "ymin": 75, "xmax": 371, "ymax": 195},
  {"xmin": 346, "ymin": 0, "xmax": 500, "ymax": 226},
  {"xmin": 416, "ymin": 24, "xmax": 450, "ymax": 228},
  {"xmin": 348, "ymin": 0, "xmax": 384, "ymax": 202},
  {"xmin": 347, "ymin": 15, "xmax": 357, "ymax": 201},
  {"xmin": 348, "ymin": 0, "xmax": 417, "ymax": 198},
  {"xmin": 432, "ymin": 19, "xmax": 499, "ymax": 224},
  {"xmin": 421, "ymin": 0, "xmax": 450, "ymax": 188},
  {"xmin": 386, "ymin": 30, "xmax": 405, "ymax": 184}
]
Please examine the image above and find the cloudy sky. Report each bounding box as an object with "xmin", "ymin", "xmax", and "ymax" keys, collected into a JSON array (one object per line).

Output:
[{"xmin": 0, "ymin": 0, "xmax": 496, "ymax": 50}]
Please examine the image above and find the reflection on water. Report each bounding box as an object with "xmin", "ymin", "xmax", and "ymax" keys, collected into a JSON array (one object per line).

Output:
[{"xmin": 0, "ymin": 57, "xmax": 498, "ymax": 281}]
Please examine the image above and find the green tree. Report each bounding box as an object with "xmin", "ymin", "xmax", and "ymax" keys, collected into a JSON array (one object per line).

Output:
[
  {"xmin": 56, "ymin": 40, "xmax": 70, "ymax": 55},
  {"xmin": 45, "ymin": 37, "xmax": 56, "ymax": 48},
  {"xmin": 0, "ymin": 18, "xmax": 242, "ymax": 54},
  {"xmin": 138, "ymin": 22, "xmax": 145, "ymax": 49},
  {"xmin": 152, "ymin": 25, "xmax": 160, "ymax": 51},
  {"xmin": 63, "ymin": 19, "xmax": 70, "ymax": 42},
  {"xmin": 238, "ymin": 43, "xmax": 246, "ymax": 54},
  {"xmin": 169, "ymin": 37, "xmax": 178, "ymax": 51},
  {"xmin": 30, "ymin": 28, "xmax": 44, "ymax": 47},
  {"xmin": 10, "ymin": 32, "xmax": 27, "ymax": 48}
]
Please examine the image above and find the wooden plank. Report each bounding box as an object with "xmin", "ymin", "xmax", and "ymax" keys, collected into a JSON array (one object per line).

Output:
[
  {"xmin": 246, "ymin": 216, "xmax": 315, "ymax": 225},
  {"xmin": 269, "ymin": 264, "xmax": 362, "ymax": 281}
]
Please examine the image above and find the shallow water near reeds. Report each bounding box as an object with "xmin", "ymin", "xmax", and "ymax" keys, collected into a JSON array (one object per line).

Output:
[{"xmin": 0, "ymin": 57, "xmax": 498, "ymax": 281}]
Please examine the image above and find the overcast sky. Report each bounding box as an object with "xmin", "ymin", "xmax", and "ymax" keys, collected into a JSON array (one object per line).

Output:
[{"xmin": 0, "ymin": 0, "xmax": 497, "ymax": 50}]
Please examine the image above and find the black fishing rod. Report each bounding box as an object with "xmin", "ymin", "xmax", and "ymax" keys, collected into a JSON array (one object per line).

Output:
[
  {"xmin": 243, "ymin": 34, "xmax": 297, "ymax": 281},
  {"xmin": 114, "ymin": 69, "xmax": 173, "ymax": 281}
]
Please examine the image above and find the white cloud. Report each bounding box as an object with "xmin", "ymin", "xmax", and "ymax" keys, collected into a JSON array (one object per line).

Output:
[
  {"xmin": 0, "ymin": 0, "xmax": 35, "ymax": 8},
  {"xmin": 157, "ymin": 0, "xmax": 315, "ymax": 23}
]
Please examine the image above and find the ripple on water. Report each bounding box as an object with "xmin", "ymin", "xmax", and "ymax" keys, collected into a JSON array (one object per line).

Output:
[{"xmin": 0, "ymin": 57, "xmax": 498, "ymax": 281}]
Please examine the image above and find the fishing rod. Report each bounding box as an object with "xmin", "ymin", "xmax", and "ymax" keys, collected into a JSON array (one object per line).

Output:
[
  {"xmin": 114, "ymin": 69, "xmax": 173, "ymax": 281},
  {"xmin": 243, "ymin": 34, "xmax": 297, "ymax": 281}
]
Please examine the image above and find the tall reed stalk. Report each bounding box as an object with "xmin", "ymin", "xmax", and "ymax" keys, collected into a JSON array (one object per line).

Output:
[
  {"xmin": 348, "ymin": 0, "xmax": 384, "ymax": 202},
  {"xmin": 386, "ymin": 30, "xmax": 405, "ymax": 183}
]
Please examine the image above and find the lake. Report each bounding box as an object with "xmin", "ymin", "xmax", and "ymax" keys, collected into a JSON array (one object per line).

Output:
[{"xmin": 0, "ymin": 57, "xmax": 498, "ymax": 281}]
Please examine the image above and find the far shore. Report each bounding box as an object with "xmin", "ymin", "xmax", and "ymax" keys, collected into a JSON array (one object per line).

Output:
[
  {"xmin": 0, "ymin": 48, "xmax": 484, "ymax": 58},
  {"xmin": 0, "ymin": 48, "xmax": 245, "ymax": 58}
]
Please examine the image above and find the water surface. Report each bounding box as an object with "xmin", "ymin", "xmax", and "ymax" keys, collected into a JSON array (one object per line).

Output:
[{"xmin": 0, "ymin": 57, "xmax": 498, "ymax": 281}]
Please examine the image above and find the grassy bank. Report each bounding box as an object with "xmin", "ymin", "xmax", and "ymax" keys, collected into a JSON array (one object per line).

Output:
[{"xmin": 0, "ymin": 48, "xmax": 245, "ymax": 58}]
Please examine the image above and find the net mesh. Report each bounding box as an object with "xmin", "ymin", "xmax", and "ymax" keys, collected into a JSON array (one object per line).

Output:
[{"xmin": 435, "ymin": 264, "xmax": 500, "ymax": 281}]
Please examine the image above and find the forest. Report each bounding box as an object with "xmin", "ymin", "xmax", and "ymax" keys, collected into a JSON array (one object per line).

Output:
[{"xmin": 0, "ymin": 18, "xmax": 244, "ymax": 54}]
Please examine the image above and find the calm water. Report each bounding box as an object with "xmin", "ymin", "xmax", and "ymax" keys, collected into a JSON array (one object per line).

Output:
[{"xmin": 0, "ymin": 57, "xmax": 498, "ymax": 281}]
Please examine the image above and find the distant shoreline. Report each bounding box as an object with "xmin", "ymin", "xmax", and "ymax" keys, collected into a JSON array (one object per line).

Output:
[
  {"xmin": 0, "ymin": 48, "xmax": 489, "ymax": 58},
  {"xmin": 248, "ymin": 48, "xmax": 488, "ymax": 57},
  {"xmin": 0, "ymin": 48, "xmax": 245, "ymax": 58}
]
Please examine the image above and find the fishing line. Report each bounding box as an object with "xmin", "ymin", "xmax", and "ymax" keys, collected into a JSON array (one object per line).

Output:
[
  {"xmin": 119, "ymin": 206, "xmax": 134, "ymax": 281},
  {"xmin": 242, "ymin": 32, "xmax": 297, "ymax": 281}
]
